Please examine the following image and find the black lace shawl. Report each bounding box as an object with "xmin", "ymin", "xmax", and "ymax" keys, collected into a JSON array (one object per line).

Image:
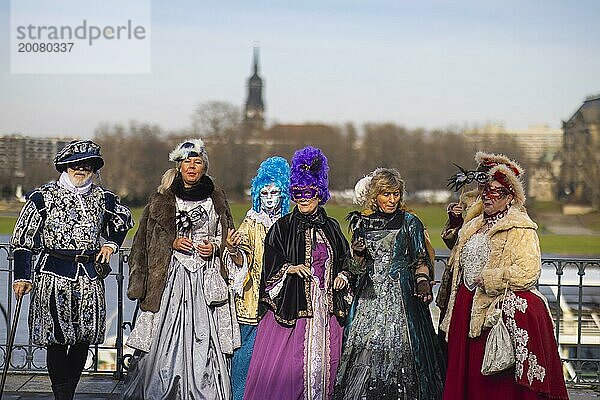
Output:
[{"xmin": 259, "ymin": 206, "xmax": 351, "ymax": 327}]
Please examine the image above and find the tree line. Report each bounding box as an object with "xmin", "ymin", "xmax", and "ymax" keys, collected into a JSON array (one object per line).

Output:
[
  {"xmin": 2, "ymin": 101, "xmax": 529, "ymax": 206},
  {"xmin": 93, "ymin": 116, "xmax": 527, "ymax": 206}
]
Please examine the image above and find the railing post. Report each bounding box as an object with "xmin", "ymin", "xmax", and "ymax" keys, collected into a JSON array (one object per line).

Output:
[
  {"xmin": 576, "ymin": 262, "xmax": 586, "ymax": 365},
  {"xmin": 5, "ymin": 245, "xmax": 14, "ymax": 366},
  {"xmin": 114, "ymin": 251, "xmax": 125, "ymax": 380},
  {"xmin": 555, "ymin": 260, "xmax": 564, "ymax": 343}
]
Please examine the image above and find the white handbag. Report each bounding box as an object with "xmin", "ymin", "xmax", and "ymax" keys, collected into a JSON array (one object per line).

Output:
[
  {"xmin": 481, "ymin": 284, "xmax": 515, "ymax": 375},
  {"xmin": 203, "ymin": 250, "xmax": 228, "ymax": 306}
]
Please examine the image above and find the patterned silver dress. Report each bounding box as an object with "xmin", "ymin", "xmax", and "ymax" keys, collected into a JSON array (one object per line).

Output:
[
  {"xmin": 122, "ymin": 197, "xmax": 237, "ymax": 400},
  {"xmin": 335, "ymin": 210, "xmax": 445, "ymax": 400}
]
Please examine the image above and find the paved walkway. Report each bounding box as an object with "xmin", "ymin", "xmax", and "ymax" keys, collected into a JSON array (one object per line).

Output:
[
  {"xmin": 2, "ymin": 374, "xmax": 123, "ymax": 399},
  {"xmin": 1, "ymin": 373, "xmax": 598, "ymax": 399}
]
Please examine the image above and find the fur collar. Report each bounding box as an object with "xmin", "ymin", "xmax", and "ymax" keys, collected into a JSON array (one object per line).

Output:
[
  {"xmin": 148, "ymin": 185, "xmax": 230, "ymax": 231},
  {"xmin": 459, "ymin": 206, "xmax": 537, "ymax": 244}
]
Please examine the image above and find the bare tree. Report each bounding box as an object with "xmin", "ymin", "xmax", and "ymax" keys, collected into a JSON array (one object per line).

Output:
[
  {"xmin": 95, "ymin": 122, "xmax": 172, "ymax": 205},
  {"xmin": 191, "ymin": 101, "xmax": 241, "ymax": 137}
]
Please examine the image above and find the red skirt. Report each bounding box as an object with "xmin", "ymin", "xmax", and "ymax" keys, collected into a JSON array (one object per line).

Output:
[{"xmin": 443, "ymin": 284, "xmax": 569, "ymax": 400}]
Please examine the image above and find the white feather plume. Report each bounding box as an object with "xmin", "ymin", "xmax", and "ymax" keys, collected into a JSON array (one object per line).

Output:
[
  {"xmin": 353, "ymin": 168, "xmax": 384, "ymax": 206},
  {"xmin": 169, "ymin": 138, "xmax": 206, "ymax": 162}
]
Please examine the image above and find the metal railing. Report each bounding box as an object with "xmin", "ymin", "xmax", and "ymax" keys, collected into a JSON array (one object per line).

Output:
[
  {"xmin": 0, "ymin": 244, "xmax": 133, "ymax": 379},
  {"xmin": 0, "ymin": 244, "xmax": 599, "ymax": 387}
]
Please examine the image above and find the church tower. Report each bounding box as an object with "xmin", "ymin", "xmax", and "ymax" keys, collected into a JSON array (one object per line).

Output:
[{"xmin": 244, "ymin": 47, "xmax": 265, "ymax": 132}]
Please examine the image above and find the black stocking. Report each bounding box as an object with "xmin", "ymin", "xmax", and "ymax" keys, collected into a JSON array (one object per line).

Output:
[
  {"xmin": 47, "ymin": 344, "xmax": 69, "ymax": 385},
  {"xmin": 67, "ymin": 342, "xmax": 90, "ymax": 381},
  {"xmin": 47, "ymin": 343, "xmax": 90, "ymax": 386}
]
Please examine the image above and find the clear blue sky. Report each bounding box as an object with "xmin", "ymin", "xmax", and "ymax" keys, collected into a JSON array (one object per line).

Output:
[{"xmin": 1, "ymin": 0, "xmax": 599, "ymax": 137}]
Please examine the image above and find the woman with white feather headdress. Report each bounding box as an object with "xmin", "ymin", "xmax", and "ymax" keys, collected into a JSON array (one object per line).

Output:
[{"xmin": 123, "ymin": 139, "xmax": 239, "ymax": 400}]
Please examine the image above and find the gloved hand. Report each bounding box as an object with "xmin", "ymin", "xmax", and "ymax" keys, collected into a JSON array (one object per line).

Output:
[
  {"xmin": 414, "ymin": 272, "xmax": 433, "ymax": 304},
  {"xmin": 351, "ymin": 237, "xmax": 367, "ymax": 257}
]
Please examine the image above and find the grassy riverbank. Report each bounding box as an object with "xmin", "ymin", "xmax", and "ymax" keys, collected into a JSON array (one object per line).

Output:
[{"xmin": 2, "ymin": 203, "xmax": 599, "ymax": 256}]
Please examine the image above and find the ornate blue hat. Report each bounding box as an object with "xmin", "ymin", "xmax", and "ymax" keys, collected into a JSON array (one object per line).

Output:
[{"xmin": 54, "ymin": 140, "xmax": 104, "ymax": 172}]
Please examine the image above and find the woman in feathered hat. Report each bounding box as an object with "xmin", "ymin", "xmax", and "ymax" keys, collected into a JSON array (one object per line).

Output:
[
  {"xmin": 11, "ymin": 140, "xmax": 133, "ymax": 399},
  {"xmin": 440, "ymin": 163, "xmax": 568, "ymax": 399},
  {"xmin": 123, "ymin": 139, "xmax": 239, "ymax": 400},
  {"xmin": 437, "ymin": 152, "xmax": 525, "ymax": 325},
  {"xmin": 224, "ymin": 156, "xmax": 290, "ymax": 400},
  {"xmin": 334, "ymin": 168, "xmax": 445, "ymax": 399},
  {"xmin": 243, "ymin": 146, "xmax": 352, "ymax": 400},
  {"xmin": 442, "ymin": 151, "xmax": 526, "ymax": 249}
]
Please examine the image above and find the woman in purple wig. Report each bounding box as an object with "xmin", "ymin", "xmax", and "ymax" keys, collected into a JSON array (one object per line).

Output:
[{"xmin": 243, "ymin": 146, "xmax": 352, "ymax": 400}]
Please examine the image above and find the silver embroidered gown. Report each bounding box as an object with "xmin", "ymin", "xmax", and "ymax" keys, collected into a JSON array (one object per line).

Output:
[
  {"xmin": 335, "ymin": 210, "xmax": 445, "ymax": 400},
  {"xmin": 122, "ymin": 197, "xmax": 233, "ymax": 400}
]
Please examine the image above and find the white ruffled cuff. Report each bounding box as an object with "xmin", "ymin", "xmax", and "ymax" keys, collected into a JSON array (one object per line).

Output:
[{"xmin": 225, "ymin": 250, "xmax": 248, "ymax": 297}]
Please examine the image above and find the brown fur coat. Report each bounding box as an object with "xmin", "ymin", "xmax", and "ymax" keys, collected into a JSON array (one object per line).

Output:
[{"xmin": 127, "ymin": 186, "xmax": 234, "ymax": 312}]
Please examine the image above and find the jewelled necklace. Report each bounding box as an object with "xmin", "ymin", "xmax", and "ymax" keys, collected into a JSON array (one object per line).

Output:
[{"xmin": 483, "ymin": 208, "xmax": 509, "ymax": 228}]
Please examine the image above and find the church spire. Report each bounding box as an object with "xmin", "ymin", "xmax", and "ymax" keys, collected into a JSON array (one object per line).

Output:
[
  {"xmin": 244, "ymin": 46, "xmax": 265, "ymax": 132},
  {"xmin": 253, "ymin": 46, "xmax": 259, "ymax": 75}
]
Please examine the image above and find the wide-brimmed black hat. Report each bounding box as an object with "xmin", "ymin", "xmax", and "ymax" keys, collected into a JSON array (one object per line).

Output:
[{"xmin": 54, "ymin": 140, "xmax": 104, "ymax": 172}]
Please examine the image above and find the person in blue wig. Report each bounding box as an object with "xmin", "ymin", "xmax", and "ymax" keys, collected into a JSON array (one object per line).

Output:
[
  {"xmin": 243, "ymin": 146, "xmax": 352, "ymax": 400},
  {"xmin": 224, "ymin": 156, "xmax": 291, "ymax": 400}
]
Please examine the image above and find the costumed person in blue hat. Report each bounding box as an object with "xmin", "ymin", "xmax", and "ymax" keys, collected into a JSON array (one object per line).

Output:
[
  {"xmin": 123, "ymin": 139, "xmax": 239, "ymax": 400},
  {"xmin": 11, "ymin": 140, "xmax": 133, "ymax": 400},
  {"xmin": 334, "ymin": 168, "xmax": 445, "ymax": 399},
  {"xmin": 243, "ymin": 146, "xmax": 352, "ymax": 400},
  {"xmin": 224, "ymin": 156, "xmax": 291, "ymax": 400}
]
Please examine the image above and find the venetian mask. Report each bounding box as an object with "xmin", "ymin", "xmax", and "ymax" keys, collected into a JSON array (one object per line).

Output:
[
  {"xmin": 482, "ymin": 184, "xmax": 512, "ymax": 201},
  {"xmin": 260, "ymin": 184, "xmax": 282, "ymax": 212},
  {"xmin": 291, "ymin": 186, "xmax": 319, "ymax": 202}
]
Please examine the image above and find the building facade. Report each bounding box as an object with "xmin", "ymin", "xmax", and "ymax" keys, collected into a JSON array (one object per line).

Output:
[
  {"xmin": 464, "ymin": 123, "xmax": 562, "ymax": 164},
  {"xmin": 0, "ymin": 135, "xmax": 75, "ymax": 197},
  {"xmin": 464, "ymin": 123, "xmax": 563, "ymax": 201},
  {"xmin": 560, "ymin": 95, "xmax": 600, "ymax": 207}
]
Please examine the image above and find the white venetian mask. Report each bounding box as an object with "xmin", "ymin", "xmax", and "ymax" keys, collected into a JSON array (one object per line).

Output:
[{"xmin": 260, "ymin": 183, "xmax": 282, "ymax": 213}]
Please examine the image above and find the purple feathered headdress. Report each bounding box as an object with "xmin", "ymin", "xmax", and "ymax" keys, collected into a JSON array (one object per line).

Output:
[{"xmin": 290, "ymin": 146, "xmax": 330, "ymax": 205}]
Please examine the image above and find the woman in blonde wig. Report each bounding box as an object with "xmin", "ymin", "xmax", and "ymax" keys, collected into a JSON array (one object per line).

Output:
[
  {"xmin": 335, "ymin": 168, "xmax": 444, "ymax": 399},
  {"xmin": 123, "ymin": 139, "xmax": 239, "ymax": 400}
]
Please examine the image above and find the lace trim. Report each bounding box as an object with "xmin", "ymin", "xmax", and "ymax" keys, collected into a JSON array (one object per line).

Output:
[
  {"xmin": 460, "ymin": 233, "xmax": 490, "ymax": 291},
  {"xmin": 246, "ymin": 209, "xmax": 278, "ymax": 230},
  {"xmin": 265, "ymin": 263, "xmax": 289, "ymax": 289},
  {"xmin": 503, "ymin": 291, "xmax": 546, "ymax": 385},
  {"xmin": 304, "ymin": 270, "xmax": 330, "ymax": 400},
  {"xmin": 267, "ymin": 264, "xmax": 289, "ymax": 300}
]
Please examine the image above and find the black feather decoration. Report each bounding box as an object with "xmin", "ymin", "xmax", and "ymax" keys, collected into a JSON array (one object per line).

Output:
[
  {"xmin": 446, "ymin": 163, "xmax": 489, "ymax": 192},
  {"xmin": 309, "ymin": 157, "xmax": 322, "ymax": 173}
]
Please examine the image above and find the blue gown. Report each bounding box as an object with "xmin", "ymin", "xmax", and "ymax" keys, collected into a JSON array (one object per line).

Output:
[{"xmin": 335, "ymin": 210, "xmax": 445, "ymax": 399}]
